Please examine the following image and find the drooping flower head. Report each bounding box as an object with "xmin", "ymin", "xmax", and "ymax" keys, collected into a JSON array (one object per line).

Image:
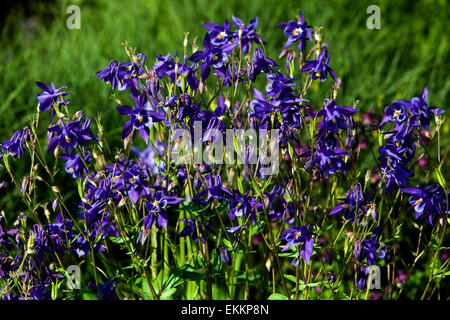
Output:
[
  {"xmin": 300, "ymin": 46, "xmax": 337, "ymax": 82},
  {"xmin": 280, "ymin": 225, "xmax": 315, "ymax": 265},
  {"xmin": 0, "ymin": 127, "xmax": 31, "ymax": 159}
]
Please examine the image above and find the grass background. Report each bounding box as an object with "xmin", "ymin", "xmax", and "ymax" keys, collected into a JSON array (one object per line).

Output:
[{"xmin": 1, "ymin": 0, "xmax": 449, "ymax": 140}]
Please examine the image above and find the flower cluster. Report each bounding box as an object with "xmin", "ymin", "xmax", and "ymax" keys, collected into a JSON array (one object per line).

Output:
[{"xmin": 0, "ymin": 10, "xmax": 447, "ymax": 301}]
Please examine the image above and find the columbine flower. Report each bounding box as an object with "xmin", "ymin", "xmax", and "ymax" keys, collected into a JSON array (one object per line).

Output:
[
  {"xmin": 0, "ymin": 127, "xmax": 31, "ymax": 159},
  {"xmin": 378, "ymin": 144, "xmax": 413, "ymax": 192},
  {"xmin": 300, "ymin": 46, "xmax": 337, "ymax": 82},
  {"xmin": 396, "ymin": 87, "xmax": 444, "ymax": 131},
  {"xmin": 217, "ymin": 245, "xmax": 231, "ymax": 265},
  {"xmin": 305, "ymin": 136, "xmax": 350, "ymax": 178},
  {"xmin": 193, "ymin": 174, "xmax": 234, "ymax": 205},
  {"xmin": 247, "ymin": 48, "xmax": 277, "ymax": 82},
  {"xmin": 231, "ymin": 16, "xmax": 265, "ymax": 54},
  {"xmin": 35, "ymin": 82, "xmax": 69, "ymax": 120},
  {"xmin": 354, "ymin": 227, "xmax": 386, "ymax": 266},
  {"xmin": 188, "ymin": 33, "xmax": 237, "ymax": 82},
  {"xmin": 116, "ymin": 93, "xmax": 165, "ymax": 143},
  {"xmin": 132, "ymin": 141, "xmax": 165, "ymax": 174},
  {"xmin": 227, "ymin": 191, "xmax": 261, "ymax": 224},
  {"xmin": 96, "ymin": 59, "xmax": 132, "ymax": 90},
  {"xmin": 144, "ymin": 191, "xmax": 183, "ymax": 230},
  {"xmin": 379, "ymin": 102, "xmax": 408, "ymax": 126},
  {"xmin": 401, "ymin": 184, "xmax": 447, "ymax": 225},
  {"xmin": 61, "ymin": 151, "xmax": 91, "ymax": 179},
  {"xmin": 277, "ymin": 11, "xmax": 313, "ymax": 52},
  {"xmin": 202, "ymin": 20, "xmax": 232, "ymax": 46},
  {"xmin": 330, "ymin": 182, "xmax": 366, "ymax": 222},
  {"xmin": 280, "ymin": 225, "xmax": 315, "ymax": 265},
  {"xmin": 316, "ymin": 100, "xmax": 358, "ymax": 139},
  {"xmin": 249, "ymin": 88, "xmax": 277, "ymax": 118},
  {"xmin": 47, "ymin": 116, "xmax": 98, "ymax": 154},
  {"xmin": 179, "ymin": 218, "xmax": 215, "ymax": 242}
]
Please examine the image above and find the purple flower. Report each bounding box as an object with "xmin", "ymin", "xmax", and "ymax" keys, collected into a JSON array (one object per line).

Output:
[
  {"xmin": 401, "ymin": 184, "xmax": 448, "ymax": 225},
  {"xmin": 217, "ymin": 245, "xmax": 231, "ymax": 265},
  {"xmin": 202, "ymin": 20, "xmax": 232, "ymax": 47},
  {"xmin": 355, "ymin": 227, "xmax": 386, "ymax": 266},
  {"xmin": 0, "ymin": 127, "xmax": 31, "ymax": 159},
  {"xmin": 305, "ymin": 136, "xmax": 350, "ymax": 178},
  {"xmin": 47, "ymin": 116, "xmax": 98, "ymax": 154},
  {"xmin": 227, "ymin": 191, "xmax": 261, "ymax": 224},
  {"xmin": 300, "ymin": 46, "xmax": 337, "ymax": 82},
  {"xmin": 189, "ymin": 33, "xmax": 237, "ymax": 82},
  {"xmin": 277, "ymin": 11, "xmax": 313, "ymax": 51},
  {"xmin": 35, "ymin": 82, "xmax": 69, "ymax": 120},
  {"xmin": 193, "ymin": 174, "xmax": 233, "ymax": 205},
  {"xmin": 378, "ymin": 144, "xmax": 414, "ymax": 192},
  {"xmin": 316, "ymin": 100, "xmax": 358, "ymax": 139},
  {"xmin": 116, "ymin": 93, "xmax": 165, "ymax": 143},
  {"xmin": 231, "ymin": 16, "xmax": 266, "ymax": 54},
  {"xmin": 179, "ymin": 218, "xmax": 215, "ymax": 242},
  {"xmin": 132, "ymin": 141, "xmax": 165, "ymax": 174},
  {"xmin": 396, "ymin": 87, "xmax": 444, "ymax": 131},
  {"xmin": 144, "ymin": 191, "xmax": 183, "ymax": 230},
  {"xmin": 247, "ymin": 48, "xmax": 277, "ymax": 82},
  {"xmin": 61, "ymin": 151, "xmax": 91, "ymax": 178},
  {"xmin": 330, "ymin": 182, "xmax": 366, "ymax": 222},
  {"xmin": 280, "ymin": 225, "xmax": 315, "ymax": 265},
  {"xmin": 96, "ymin": 59, "xmax": 132, "ymax": 91}
]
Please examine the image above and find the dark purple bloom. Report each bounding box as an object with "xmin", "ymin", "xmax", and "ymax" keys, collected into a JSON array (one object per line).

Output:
[
  {"xmin": 378, "ymin": 144, "xmax": 414, "ymax": 192},
  {"xmin": 47, "ymin": 116, "xmax": 98, "ymax": 154},
  {"xmin": 61, "ymin": 151, "xmax": 91, "ymax": 178},
  {"xmin": 277, "ymin": 11, "xmax": 313, "ymax": 51},
  {"xmin": 0, "ymin": 127, "xmax": 31, "ymax": 159},
  {"xmin": 193, "ymin": 174, "xmax": 233, "ymax": 205},
  {"xmin": 231, "ymin": 16, "xmax": 265, "ymax": 54},
  {"xmin": 396, "ymin": 87, "xmax": 444, "ymax": 131},
  {"xmin": 202, "ymin": 20, "xmax": 231, "ymax": 46},
  {"xmin": 35, "ymin": 81, "xmax": 69, "ymax": 120},
  {"xmin": 305, "ymin": 136, "xmax": 349, "ymax": 178},
  {"xmin": 280, "ymin": 225, "xmax": 315, "ymax": 265},
  {"xmin": 189, "ymin": 33, "xmax": 237, "ymax": 82},
  {"xmin": 227, "ymin": 191, "xmax": 261, "ymax": 224},
  {"xmin": 144, "ymin": 191, "xmax": 183, "ymax": 230},
  {"xmin": 132, "ymin": 141, "xmax": 165, "ymax": 174},
  {"xmin": 355, "ymin": 227, "xmax": 386, "ymax": 266},
  {"xmin": 217, "ymin": 245, "xmax": 231, "ymax": 265},
  {"xmin": 330, "ymin": 182, "xmax": 366, "ymax": 222},
  {"xmin": 300, "ymin": 46, "xmax": 337, "ymax": 82},
  {"xmin": 316, "ymin": 100, "xmax": 358, "ymax": 139},
  {"xmin": 116, "ymin": 93, "xmax": 165, "ymax": 143},
  {"xmin": 179, "ymin": 218, "xmax": 215, "ymax": 242},
  {"xmin": 96, "ymin": 59, "xmax": 132, "ymax": 91},
  {"xmin": 402, "ymin": 184, "xmax": 448, "ymax": 225},
  {"xmin": 247, "ymin": 48, "xmax": 277, "ymax": 82}
]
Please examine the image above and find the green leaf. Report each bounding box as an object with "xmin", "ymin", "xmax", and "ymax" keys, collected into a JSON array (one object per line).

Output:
[
  {"xmin": 210, "ymin": 249, "xmax": 222, "ymax": 273},
  {"xmin": 160, "ymin": 287, "xmax": 177, "ymax": 300},
  {"xmin": 173, "ymin": 264, "xmax": 206, "ymax": 281},
  {"xmin": 268, "ymin": 293, "xmax": 289, "ymax": 300},
  {"xmin": 434, "ymin": 167, "xmax": 447, "ymax": 188}
]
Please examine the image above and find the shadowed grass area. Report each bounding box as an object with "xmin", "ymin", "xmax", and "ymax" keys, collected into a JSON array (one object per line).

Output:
[{"xmin": 1, "ymin": 0, "xmax": 449, "ymax": 153}]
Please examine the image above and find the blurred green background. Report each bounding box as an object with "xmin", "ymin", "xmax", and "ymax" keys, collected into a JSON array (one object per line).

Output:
[{"xmin": 1, "ymin": 0, "xmax": 449, "ymax": 145}]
